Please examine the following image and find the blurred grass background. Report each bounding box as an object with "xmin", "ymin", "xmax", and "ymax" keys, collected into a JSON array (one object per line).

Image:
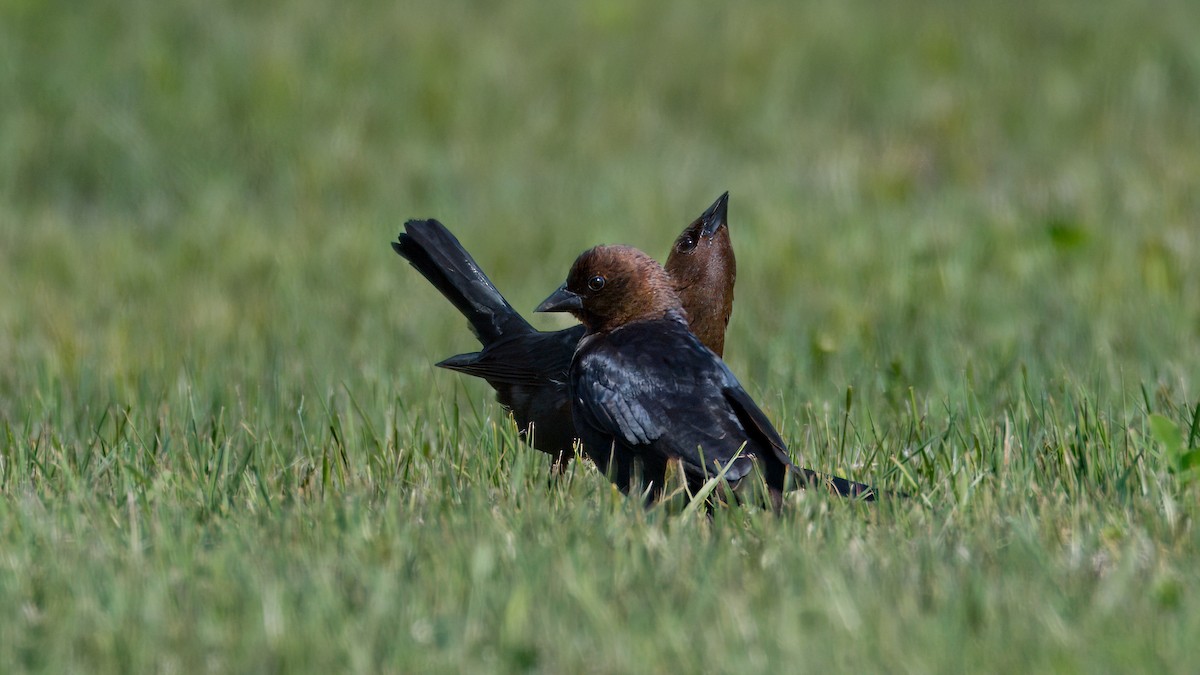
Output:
[{"xmin": 1, "ymin": 0, "xmax": 1198, "ymax": 672}]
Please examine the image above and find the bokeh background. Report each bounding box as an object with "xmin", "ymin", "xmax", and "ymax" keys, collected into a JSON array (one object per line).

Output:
[
  {"xmin": 1, "ymin": 0, "xmax": 1198, "ymax": 671},
  {"xmin": 4, "ymin": 0, "xmax": 1197, "ymax": 393}
]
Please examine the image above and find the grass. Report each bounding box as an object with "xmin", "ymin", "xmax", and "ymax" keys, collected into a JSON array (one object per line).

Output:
[{"xmin": 1, "ymin": 0, "xmax": 1199, "ymax": 671}]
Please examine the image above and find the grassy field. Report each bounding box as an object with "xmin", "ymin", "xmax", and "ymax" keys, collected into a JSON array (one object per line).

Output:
[{"xmin": 2, "ymin": 0, "xmax": 1199, "ymax": 671}]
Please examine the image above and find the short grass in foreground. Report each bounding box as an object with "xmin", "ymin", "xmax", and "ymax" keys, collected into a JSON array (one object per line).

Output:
[{"xmin": 1, "ymin": 0, "xmax": 1199, "ymax": 672}]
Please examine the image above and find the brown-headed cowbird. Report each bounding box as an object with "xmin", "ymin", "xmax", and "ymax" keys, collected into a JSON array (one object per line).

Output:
[
  {"xmin": 534, "ymin": 244, "xmax": 877, "ymax": 504},
  {"xmin": 665, "ymin": 192, "xmax": 735, "ymax": 358},
  {"xmin": 392, "ymin": 193, "xmax": 735, "ymax": 470}
]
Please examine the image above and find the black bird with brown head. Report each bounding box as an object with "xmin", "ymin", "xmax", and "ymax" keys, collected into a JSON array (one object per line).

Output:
[{"xmin": 537, "ymin": 244, "xmax": 877, "ymax": 505}]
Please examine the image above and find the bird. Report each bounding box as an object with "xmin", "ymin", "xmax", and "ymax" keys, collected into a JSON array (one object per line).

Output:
[
  {"xmin": 534, "ymin": 244, "xmax": 878, "ymax": 506},
  {"xmin": 391, "ymin": 193, "xmax": 736, "ymax": 470},
  {"xmin": 665, "ymin": 194, "xmax": 735, "ymax": 358}
]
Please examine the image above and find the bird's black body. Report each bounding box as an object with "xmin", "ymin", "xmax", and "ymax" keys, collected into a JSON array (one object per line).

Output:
[{"xmin": 570, "ymin": 314, "xmax": 876, "ymax": 502}]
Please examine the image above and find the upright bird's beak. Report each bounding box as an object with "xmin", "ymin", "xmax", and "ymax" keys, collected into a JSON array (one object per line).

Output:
[
  {"xmin": 535, "ymin": 284, "xmax": 583, "ymax": 313},
  {"xmin": 699, "ymin": 191, "xmax": 730, "ymax": 237}
]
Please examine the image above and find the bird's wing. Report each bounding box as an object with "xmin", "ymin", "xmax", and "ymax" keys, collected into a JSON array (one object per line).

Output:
[
  {"xmin": 720, "ymin": 380, "xmax": 791, "ymax": 463},
  {"xmin": 435, "ymin": 326, "xmax": 582, "ymax": 388},
  {"xmin": 436, "ymin": 353, "xmax": 559, "ymax": 388},
  {"xmin": 573, "ymin": 329, "xmax": 756, "ymax": 483},
  {"xmin": 575, "ymin": 354, "xmax": 665, "ymax": 447},
  {"xmin": 721, "ymin": 370, "xmax": 878, "ymax": 499}
]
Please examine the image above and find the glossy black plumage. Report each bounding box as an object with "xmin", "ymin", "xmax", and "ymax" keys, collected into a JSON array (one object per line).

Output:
[
  {"xmin": 536, "ymin": 245, "xmax": 877, "ymax": 504},
  {"xmin": 391, "ymin": 220, "xmax": 581, "ymax": 468},
  {"xmin": 392, "ymin": 194, "xmax": 736, "ymax": 470}
]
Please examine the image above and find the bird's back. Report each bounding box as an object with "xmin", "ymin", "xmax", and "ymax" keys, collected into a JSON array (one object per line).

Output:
[{"xmin": 570, "ymin": 318, "xmax": 778, "ymax": 495}]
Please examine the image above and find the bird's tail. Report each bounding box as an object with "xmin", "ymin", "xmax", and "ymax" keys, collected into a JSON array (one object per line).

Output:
[
  {"xmin": 392, "ymin": 219, "xmax": 534, "ymax": 345},
  {"xmin": 789, "ymin": 466, "xmax": 881, "ymax": 501}
]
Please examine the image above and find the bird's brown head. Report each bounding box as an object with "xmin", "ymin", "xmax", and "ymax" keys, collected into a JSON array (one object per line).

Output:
[
  {"xmin": 664, "ymin": 191, "xmax": 736, "ymax": 356},
  {"xmin": 535, "ymin": 245, "xmax": 684, "ymax": 334}
]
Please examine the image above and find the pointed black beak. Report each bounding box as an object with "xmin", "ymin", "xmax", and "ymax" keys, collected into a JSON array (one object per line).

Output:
[
  {"xmin": 699, "ymin": 191, "xmax": 729, "ymax": 237},
  {"xmin": 535, "ymin": 284, "xmax": 583, "ymax": 313}
]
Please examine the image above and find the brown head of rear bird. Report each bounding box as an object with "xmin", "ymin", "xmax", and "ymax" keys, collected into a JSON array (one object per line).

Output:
[
  {"xmin": 665, "ymin": 191, "xmax": 734, "ymax": 357},
  {"xmin": 391, "ymin": 193, "xmax": 736, "ymax": 471},
  {"xmin": 535, "ymin": 244, "xmax": 878, "ymax": 505}
]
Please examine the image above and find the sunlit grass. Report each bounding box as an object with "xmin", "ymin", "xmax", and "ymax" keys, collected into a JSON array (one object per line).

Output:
[{"xmin": 1, "ymin": 0, "xmax": 1198, "ymax": 672}]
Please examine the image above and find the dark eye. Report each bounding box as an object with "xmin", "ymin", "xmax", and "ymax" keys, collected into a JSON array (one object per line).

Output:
[
  {"xmin": 677, "ymin": 235, "xmax": 697, "ymax": 253},
  {"xmin": 587, "ymin": 275, "xmax": 606, "ymax": 291}
]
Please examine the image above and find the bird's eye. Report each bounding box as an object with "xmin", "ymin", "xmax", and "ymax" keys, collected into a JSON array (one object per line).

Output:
[
  {"xmin": 677, "ymin": 235, "xmax": 697, "ymax": 253},
  {"xmin": 587, "ymin": 275, "xmax": 606, "ymax": 291}
]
